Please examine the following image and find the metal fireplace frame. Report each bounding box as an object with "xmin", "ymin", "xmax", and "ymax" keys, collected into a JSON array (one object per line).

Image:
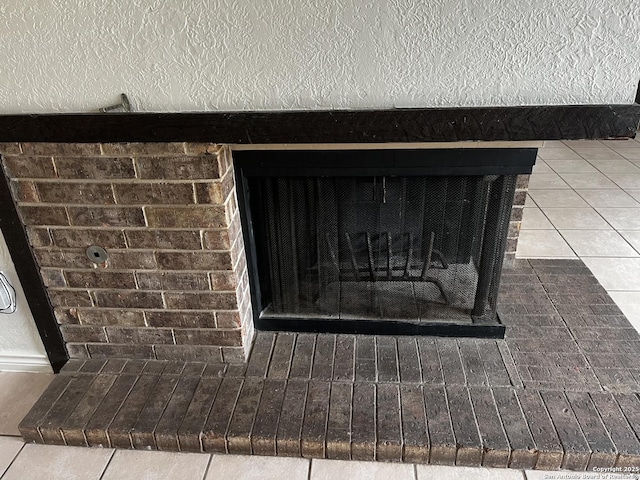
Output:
[{"xmin": 235, "ymin": 148, "xmax": 536, "ymax": 338}]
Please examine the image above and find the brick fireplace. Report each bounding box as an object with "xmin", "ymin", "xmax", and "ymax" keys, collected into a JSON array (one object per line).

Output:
[
  {"xmin": 1, "ymin": 103, "xmax": 638, "ymax": 367},
  {"xmin": 3, "ymin": 105, "xmax": 640, "ymax": 469},
  {"xmin": 0, "ymin": 141, "xmax": 531, "ymax": 365},
  {"xmin": 0, "ymin": 142, "xmax": 253, "ymax": 364},
  {"xmin": 234, "ymin": 148, "xmax": 534, "ymax": 336}
]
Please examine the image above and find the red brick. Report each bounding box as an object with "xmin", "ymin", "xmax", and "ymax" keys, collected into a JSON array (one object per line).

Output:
[
  {"xmin": 54, "ymin": 157, "xmax": 135, "ymax": 179},
  {"xmin": 22, "ymin": 143, "xmax": 101, "ymax": 156},
  {"xmin": 145, "ymin": 311, "xmax": 216, "ymax": 328},
  {"xmin": 75, "ymin": 309, "xmax": 145, "ymax": 326},
  {"xmin": 216, "ymin": 147, "xmax": 232, "ymax": 174},
  {"xmin": 516, "ymin": 175, "xmax": 530, "ymax": 189},
  {"xmin": 87, "ymin": 344, "xmax": 155, "ymax": 359},
  {"xmin": 60, "ymin": 325, "xmax": 107, "ymax": 343},
  {"xmin": 215, "ymin": 311, "xmax": 242, "ymax": 328},
  {"xmin": 10, "ymin": 180, "xmax": 40, "ymax": 202},
  {"xmin": 54, "ymin": 308, "xmax": 80, "ymax": 325},
  {"xmin": 48, "ymin": 290, "xmax": 93, "ymax": 307},
  {"xmin": 230, "ymin": 237, "xmax": 245, "ymax": 268},
  {"xmin": 93, "ymin": 291, "xmax": 163, "ymax": 309},
  {"xmin": 36, "ymin": 182, "xmax": 115, "ymax": 204},
  {"xmin": 102, "ymin": 142, "xmax": 185, "ymax": 156},
  {"xmin": 124, "ymin": 230, "xmax": 202, "ymax": 250},
  {"xmin": 194, "ymin": 182, "xmax": 224, "ymax": 205},
  {"xmin": 183, "ymin": 143, "xmax": 219, "ymax": 156},
  {"xmin": 66, "ymin": 343, "xmax": 89, "ymax": 358},
  {"xmin": 222, "ymin": 347, "xmax": 246, "ymax": 363},
  {"xmin": 65, "ymin": 271, "xmax": 136, "ymax": 289},
  {"xmin": 513, "ymin": 190, "xmax": 526, "ymax": 206},
  {"xmin": 58, "ymin": 359, "xmax": 86, "ymax": 373},
  {"xmin": 50, "ymin": 229, "xmax": 126, "ymax": 248},
  {"xmin": 136, "ymin": 272, "xmax": 210, "ymax": 291},
  {"xmin": 154, "ymin": 345, "xmax": 223, "ymax": 362},
  {"xmin": 34, "ymin": 249, "xmax": 90, "ymax": 268},
  {"xmin": 0, "ymin": 143, "xmax": 21, "ymax": 155},
  {"xmin": 106, "ymin": 251, "xmax": 157, "ymax": 270},
  {"xmin": 25, "ymin": 227, "xmax": 52, "ymax": 246},
  {"xmin": 19, "ymin": 206, "xmax": 69, "ymax": 226},
  {"xmin": 156, "ymin": 251, "xmax": 232, "ymax": 270},
  {"xmin": 145, "ymin": 206, "xmax": 227, "ymax": 228},
  {"xmin": 68, "ymin": 207, "xmax": 145, "ymax": 227},
  {"xmin": 229, "ymin": 212, "xmax": 242, "ymax": 239},
  {"xmin": 40, "ymin": 269, "xmax": 66, "ymax": 287},
  {"xmin": 173, "ymin": 328, "xmax": 242, "ymax": 346},
  {"xmin": 105, "ymin": 327, "xmax": 174, "ymax": 345},
  {"xmin": 163, "ymin": 292, "xmax": 238, "ymax": 310},
  {"xmin": 226, "ymin": 190, "xmax": 238, "ymax": 216},
  {"xmin": 2, "ymin": 156, "xmax": 56, "ymax": 178},
  {"xmin": 113, "ymin": 183, "xmax": 195, "ymax": 205},
  {"xmin": 202, "ymin": 230, "xmax": 232, "ymax": 250},
  {"xmin": 135, "ymin": 156, "xmax": 219, "ymax": 180},
  {"xmin": 210, "ymin": 271, "xmax": 237, "ymax": 290},
  {"xmin": 194, "ymin": 170, "xmax": 234, "ymax": 205},
  {"xmin": 508, "ymin": 221, "xmax": 520, "ymax": 238},
  {"xmin": 510, "ymin": 207, "xmax": 524, "ymax": 222}
]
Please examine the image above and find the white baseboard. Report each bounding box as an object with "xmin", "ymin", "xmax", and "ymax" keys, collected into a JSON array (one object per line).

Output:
[{"xmin": 0, "ymin": 355, "xmax": 52, "ymax": 373}]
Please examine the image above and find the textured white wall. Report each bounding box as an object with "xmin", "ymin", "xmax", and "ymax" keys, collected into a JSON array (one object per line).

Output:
[
  {"xmin": 0, "ymin": 229, "xmax": 51, "ymax": 372},
  {"xmin": 0, "ymin": 0, "xmax": 638, "ymax": 114}
]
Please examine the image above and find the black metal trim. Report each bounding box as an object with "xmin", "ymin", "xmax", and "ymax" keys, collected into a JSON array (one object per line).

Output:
[
  {"xmin": 236, "ymin": 149, "xmax": 536, "ymax": 177},
  {"xmin": 472, "ymin": 175, "xmax": 517, "ymax": 321},
  {"xmin": 235, "ymin": 161, "xmax": 264, "ymax": 327},
  {"xmin": 234, "ymin": 148, "xmax": 528, "ymax": 339},
  {"xmin": 0, "ymin": 160, "xmax": 68, "ymax": 372},
  {"xmin": 255, "ymin": 315, "xmax": 506, "ymax": 339},
  {"xmin": 0, "ymin": 104, "xmax": 639, "ymax": 143}
]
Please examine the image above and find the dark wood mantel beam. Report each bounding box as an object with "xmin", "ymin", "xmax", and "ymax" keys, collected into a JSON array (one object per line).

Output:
[{"xmin": 0, "ymin": 104, "xmax": 639, "ymax": 144}]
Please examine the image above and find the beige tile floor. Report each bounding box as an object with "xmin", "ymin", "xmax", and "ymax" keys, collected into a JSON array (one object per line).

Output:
[
  {"xmin": 1, "ymin": 136, "xmax": 640, "ymax": 479},
  {"xmin": 519, "ymin": 135, "xmax": 640, "ymax": 331}
]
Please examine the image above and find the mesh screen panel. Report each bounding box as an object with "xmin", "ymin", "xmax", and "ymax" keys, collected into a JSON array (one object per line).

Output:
[{"xmin": 248, "ymin": 175, "xmax": 507, "ymax": 325}]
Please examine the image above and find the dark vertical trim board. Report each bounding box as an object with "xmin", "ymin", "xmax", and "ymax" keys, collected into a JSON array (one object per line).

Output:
[{"xmin": 0, "ymin": 159, "xmax": 68, "ymax": 371}]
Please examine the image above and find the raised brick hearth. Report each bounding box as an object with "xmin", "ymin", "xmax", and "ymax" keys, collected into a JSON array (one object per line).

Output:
[
  {"xmin": 0, "ymin": 143, "xmax": 528, "ymax": 363},
  {"xmin": 18, "ymin": 260, "xmax": 640, "ymax": 471}
]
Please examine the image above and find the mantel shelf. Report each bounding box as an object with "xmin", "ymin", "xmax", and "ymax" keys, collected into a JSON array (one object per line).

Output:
[{"xmin": 0, "ymin": 104, "xmax": 638, "ymax": 144}]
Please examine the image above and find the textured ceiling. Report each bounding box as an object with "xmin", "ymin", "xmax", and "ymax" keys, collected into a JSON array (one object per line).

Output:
[{"xmin": 0, "ymin": 0, "xmax": 638, "ymax": 113}]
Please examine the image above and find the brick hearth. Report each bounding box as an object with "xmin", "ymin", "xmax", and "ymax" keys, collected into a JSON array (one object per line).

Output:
[{"xmin": 19, "ymin": 260, "xmax": 640, "ymax": 471}]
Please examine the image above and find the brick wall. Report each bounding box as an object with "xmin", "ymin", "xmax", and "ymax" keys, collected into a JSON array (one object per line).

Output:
[
  {"xmin": 0, "ymin": 142, "xmax": 253, "ymax": 363},
  {"xmin": 505, "ymin": 174, "xmax": 530, "ymax": 266}
]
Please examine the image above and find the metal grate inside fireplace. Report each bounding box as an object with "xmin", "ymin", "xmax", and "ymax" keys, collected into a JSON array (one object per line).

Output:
[{"xmin": 235, "ymin": 149, "xmax": 535, "ymax": 338}]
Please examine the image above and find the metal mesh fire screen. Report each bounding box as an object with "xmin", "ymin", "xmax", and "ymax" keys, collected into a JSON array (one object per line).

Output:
[{"xmin": 235, "ymin": 149, "xmax": 535, "ymax": 337}]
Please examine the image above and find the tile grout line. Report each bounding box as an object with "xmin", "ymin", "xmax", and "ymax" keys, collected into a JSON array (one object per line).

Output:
[
  {"xmin": 201, "ymin": 452, "xmax": 215, "ymax": 480},
  {"xmin": 0, "ymin": 440, "xmax": 27, "ymax": 479},
  {"xmin": 95, "ymin": 448, "xmax": 117, "ymax": 480}
]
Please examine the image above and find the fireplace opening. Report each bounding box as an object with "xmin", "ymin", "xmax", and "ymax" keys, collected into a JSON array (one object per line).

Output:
[{"xmin": 235, "ymin": 149, "xmax": 535, "ymax": 337}]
